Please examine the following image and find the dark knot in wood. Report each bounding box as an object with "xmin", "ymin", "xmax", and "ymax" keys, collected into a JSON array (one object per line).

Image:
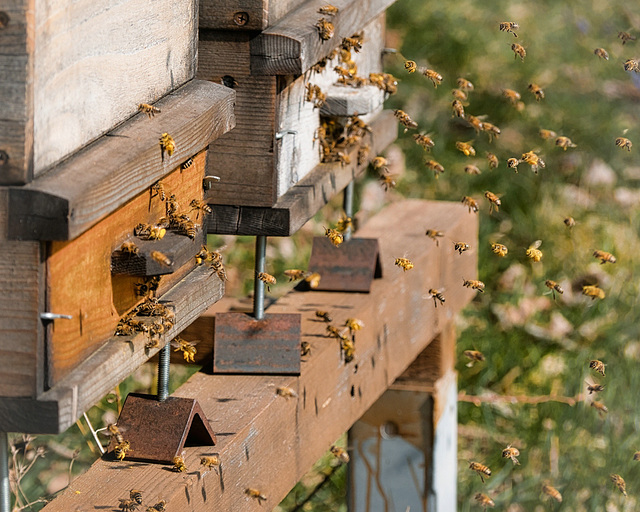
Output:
[
  {"xmin": 0, "ymin": 12, "xmax": 9, "ymax": 29},
  {"xmin": 0, "ymin": 150, "xmax": 8, "ymax": 167},
  {"xmin": 233, "ymin": 12, "xmax": 249, "ymax": 26}
]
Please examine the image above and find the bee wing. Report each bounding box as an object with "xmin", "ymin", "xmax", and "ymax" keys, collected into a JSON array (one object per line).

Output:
[{"xmin": 529, "ymin": 239, "xmax": 542, "ymax": 249}]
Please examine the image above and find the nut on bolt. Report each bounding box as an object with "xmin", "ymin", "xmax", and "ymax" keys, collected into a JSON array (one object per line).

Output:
[{"xmin": 233, "ymin": 12, "xmax": 249, "ymax": 26}]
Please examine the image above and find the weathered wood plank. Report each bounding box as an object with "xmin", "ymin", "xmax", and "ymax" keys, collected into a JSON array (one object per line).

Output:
[
  {"xmin": 320, "ymin": 84, "xmax": 385, "ymax": 116},
  {"xmin": 199, "ymin": 0, "xmax": 307, "ymax": 30},
  {"xmin": 39, "ymin": 199, "xmax": 477, "ymax": 510},
  {"xmin": 0, "ymin": 0, "xmax": 34, "ymax": 185},
  {"xmin": 206, "ymin": 109, "xmax": 396, "ymax": 235},
  {"xmin": 8, "ymin": 80, "xmax": 235, "ymax": 241},
  {"xmin": 33, "ymin": 0, "xmax": 198, "ymax": 174},
  {"xmin": 251, "ymin": 0, "xmax": 395, "ymax": 75}
]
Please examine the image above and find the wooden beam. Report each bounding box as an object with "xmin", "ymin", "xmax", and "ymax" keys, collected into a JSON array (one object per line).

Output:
[
  {"xmin": 205, "ymin": 109, "xmax": 397, "ymax": 235},
  {"xmin": 39, "ymin": 199, "xmax": 477, "ymax": 510},
  {"xmin": 320, "ymin": 84, "xmax": 385, "ymax": 116},
  {"xmin": 199, "ymin": 0, "xmax": 307, "ymax": 30},
  {"xmin": 7, "ymin": 80, "xmax": 235, "ymax": 241},
  {"xmin": 250, "ymin": 0, "xmax": 395, "ymax": 75}
]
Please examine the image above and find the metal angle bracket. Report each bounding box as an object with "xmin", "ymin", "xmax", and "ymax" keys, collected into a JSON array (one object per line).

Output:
[{"xmin": 108, "ymin": 393, "xmax": 216, "ymax": 464}]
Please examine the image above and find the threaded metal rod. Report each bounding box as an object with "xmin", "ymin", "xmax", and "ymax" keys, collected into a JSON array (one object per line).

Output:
[
  {"xmin": 253, "ymin": 236, "xmax": 267, "ymax": 320},
  {"xmin": 343, "ymin": 181, "xmax": 354, "ymax": 242},
  {"xmin": 157, "ymin": 344, "xmax": 170, "ymax": 401},
  {"xmin": 0, "ymin": 432, "xmax": 10, "ymax": 512}
]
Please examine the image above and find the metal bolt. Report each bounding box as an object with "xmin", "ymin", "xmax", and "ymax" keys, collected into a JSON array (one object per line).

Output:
[
  {"xmin": 253, "ymin": 236, "xmax": 267, "ymax": 320},
  {"xmin": 380, "ymin": 421, "xmax": 399, "ymax": 439},
  {"xmin": 275, "ymin": 130, "xmax": 297, "ymax": 140},
  {"xmin": 0, "ymin": 432, "xmax": 9, "ymax": 512},
  {"xmin": 203, "ymin": 175, "xmax": 221, "ymax": 190},
  {"xmin": 0, "ymin": 12, "xmax": 9, "ymax": 30},
  {"xmin": 40, "ymin": 312, "xmax": 73, "ymax": 321},
  {"xmin": 343, "ymin": 181, "xmax": 354, "ymax": 242},
  {"xmin": 157, "ymin": 343, "xmax": 170, "ymax": 402},
  {"xmin": 0, "ymin": 151, "xmax": 8, "ymax": 167},
  {"xmin": 233, "ymin": 11, "xmax": 249, "ymax": 26}
]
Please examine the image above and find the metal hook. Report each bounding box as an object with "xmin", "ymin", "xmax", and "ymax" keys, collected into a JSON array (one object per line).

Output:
[
  {"xmin": 203, "ymin": 175, "xmax": 221, "ymax": 190},
  {"xmin": 40, "ymin": 312, "xmax": 73, "ymax": 321},
  {"xmin": 275, "ymin": 129, "xmax": 297, "ymax": 140}
]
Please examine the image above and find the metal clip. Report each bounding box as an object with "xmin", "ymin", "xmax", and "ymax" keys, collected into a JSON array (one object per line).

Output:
[
  {"xmin": 203, "ymin": 175, "xmax": 221, "ymax": 190},
  {"xmin": 275, "ymin": 129, "xmax": 297, "ymax": 140},
  {"xmin": 40, "ymin": 312, "xmax": 73, "ymax": 321}
]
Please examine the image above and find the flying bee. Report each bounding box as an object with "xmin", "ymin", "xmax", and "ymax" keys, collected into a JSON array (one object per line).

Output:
[
  {"xmin": 151, "ymin": 251, "xmax": 172, "ymax": 267},
  {"xmin": 330, "ymin": 445, "xmax": 350, "ymax": 464},
  {"xmin": 245, "ymin": 489, "xmax": 267, "ymax": 504},
  {"xmin": 119, "ymin": 499, "xmax": 138, "ymax": 512},
  {"xmin": 301, "ymin": 341, "xmax": 311, "ymax": 358},
  {"xmin": 452, "ymin": 88, "xmax": 468, "ymax": 101},
  {"xmin": 335, "ymin": 215, "xmax": 353, "ymax": 233},
  {"xmin": 484, "ymin": 191, "xmax": 501, "ymax": 213},
  {"xmin": 257, "ymin": 272, "xmax": 276, "ymax": 292},
  {"xmin": 582, "ymin": 284, "xmax": 605, "ymax": 300},
  {"xmin": 555, "ymin": 136, "xmax": 577, "ymax": 150},
  {"xmin": 564, "ymin": 216, "xmax": 576, "ymax": 228},
  {"xmin": 114, "ymin": 440, "xmax": 130, "ymax": 461},
  {"xmin": 615, "ymin": 137, "xmax": 632, "ymax": 151},
  {"xmin": 276, "ymin": 386, "xmax": 298, "ymax": 399},
  {"xmin": 507, "ymin": 157, "xmax": 520, "ymax": 173},
  {"xmin": 146, "ymin": 501, "xmax": 166, "ymax": 512},
  {"xmin": 502, "ymin": 445, "xmax": 520, "ymax": 465},
  {"xmin": 590, "ymin": 359, "xmax": 606, "ymax": 376},
  {"xmin": 423, "ymin": 68, "xmax": 443, "ymax": 88},
  {"xmin": 341, "ymin": 31, "xmax": 363, "ymax": 52},
  {"xmin": 284, "ymin": 269, "xmax": 310, "ymax": 282},
  {"xmin": 463, "ymin": 350, "xmax": 485, "ymax": 367},
  {"xmin": 623, "ymin": 59, "xmax": 639, "ymax": 72},
  {"xmin": 528, "ymin": 83, "xmax": 544, "ymax": 101},
  {"xmin": 594, "ymin": 47, "xmax": 609, "ymax": 60},
  {"xmin": 315, "ymin": 18, "xmax": 334, "ymax": 40},
  {"xmin": 404, "ymin": 60, "xmax": 417, "ymax": 73},
  {"xmin": 464, "ymin": 164, "xmax": 481, "ymax": 175},
  {"xmin": 526, "ymin": 240, "xmax": 543, "ymax": 262},
  {"xmin": 542, "ymin": 484, "xmax": 562, "ymax": 503},
  {"xmin": 173, "ymin": 452, "xmax": 187, "ymax": 472},
  {"xmin": 461, "ymin": 196, "xmax": 479, "ymax": 213},
  {"xmin": 425, "ymin": 229, "xmax": 445, "ymax": 246},
  {"xmin": 424, "ymin": 159, "xmax": 445, "ymax": 178},
  {"xmin": 318, "ymin": 4, "xmax": 338, "ymax": 15},
  {"xmin": 487, "ymin": 153, "xmax": 499, "ymax": 169},
  {"xmin": 466, "ymin": 115, "xmax": 483, "ymax": 133},
  {"xmin": 469, "ymin": 462, "xmax": 491, "ymax": 483},
  {"xmin": 585, "ymin": 381, "xmax": 604, "ymax": 394},
  {"xmin": 491, "ymin": 243, "xmax": 508, "ymax": 257},
  {"xmin": 413, "ymin": 133, "xmax": 435, "ymax": 151},
  {"xmin": 324, "ymin": 227, "xmax": 344, "ymax": 247},
  {"xmin": 129, "ymin": 490, "xmax": 143, "ymax": 505},
  {"xmin": 544, "ymin": 280, "xmax": 564, "ymax": 300},
  {"xmin": 428, "ymin": 288, "xmax": 445, "ymax": 308},
  {"xmin": 454, "ymin": 241, "xmax": 470, "ymax": 254},
  {"xmin": 593, "ymin": 250, "xmax": 616, "ymax": 264},
  {"xmin": 395, "ymin": 257, "xmax": 414, "ymax": 272},
  {"xmin": 457, "ymin": 78, "xmax": 474, "ymax": 91},
  {"xmin": 474, "ymin": 493, "xmax": 495, "ymax": 509},
  {"xmin": 634, "ymin": 452, "xmax": 640, "ymax": 461},
  {"xmin": 499, "ymin": 21, "xmax": 519, "ymax": 37},
  {"xmin": 120, "ymin": 241, "xmax": 139, "ymax": 256},
  {"xmin": 305, "ymin": 83, "xmax": 326, "ymax": 108},
  {"xmin": 456, "ymin": 141, "xmax": 476, "ymax": 157},
  {"xmin": 502, "ymin": 88, "xmax": 521, "ymax": 104},
  {"xmin": 591, "ymin": 401, "xmax": 608, "ymax": 417},
  {"xmin": 305, "ymin": 272, "xmax": 321, "ymax": 289},
  {"xmin": 171, "ymin": 337, "xmax": 197, "ymax": 363},
  {"xmin": 482, "ymin": 122, "xmax": 501, "ymax": 142},
  {"xmin": 463, "ymin": 278, "xmax": 485, "ymax": 292},
  {"xmin": 200, "ymin": 455, "xmax": 220, "ymax": 469},
  {"xmin": 316, "ymin": 310, "xmax": 332, "ymax": 322},
  {"xmin": 159, "ymin": 133, "xmax": 175, "ymax": 159},
  {"xmin": 393, "ymin": 109, "xmax": 418, "ymax": 131},
  {"xmin": 618, "ymin": 31, "xmax": 636, "ymax": 44},
  {"xmin": 372, "ymin": 156, "xmax": 388, "ymax": 170},
  {"xmin": 151, "ymin": 182, "xmax": 167, "ymax": 201},
  {"xmin": 511, "ymin": 43, "xmax": 526, "ymax": 61},
  {"xmin": 520, "ymin": 150, "xmax": 545, "ymax": 174},
  {"xmin": 189, "ymin": 199, "xmax": 212, "ymax": 219},
  {"xmin": 379, "ymin": 172, "xmax": 398, "ymax": 190},
  {"xmin": 451, "ymin": 100, "xmax": 465, "ymax": 118},
  {"xmin": 345, "ymin": 318, "xmax": 364, "ymax": 334},
  {"xmin": 138, "ymin": 103, "xmax": 161, "ymax": 118},
  {"xmin": 611, "ymin": 474, "xmax": 627, "ymax": 496},
  {"xmin": 539, "ymin": 128, "xmax": 557, "ymax": 140}
]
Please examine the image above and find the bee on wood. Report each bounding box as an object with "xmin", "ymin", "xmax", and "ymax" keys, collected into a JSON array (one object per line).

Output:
[
  {"xmin": 528, "ymin": 83, "xmax": 544, "ymax": 101},
  {"xmin": 145, "ymin": 336, "xmax": 160, "ymax": 350},
  {"xmin": 336, "ymin": 151, "xmax": 351, "ymax": 166},
  {"xmin": 368, "ymin": 72, "xmax": 398, "ymax": 94},
  {"xmin": 305, "ymin": 272, "xmax": 321, "ymax": 289},
  {"xmin": 591, "ymin": 400, "xmax": 608, "ymax": 417},
  {"xmin": 526, "ymin": 240, "xmax": 543, "ymax": 262},
  {"xmin": 345, "ymin": 318, "xmax": 364, "ymax": 334},
  {"xmin": 330, "ymin": 445, "xmax": 350, "ymax": 464},
  {"xmin": 159, "ymin": 133, "xmax": 175, "ymax": 159},
  {"xmin": 590, "ymin": 359, "xmax": 606, "ymax": 376},
  {"xmin": 545, "ymin": 280, "xmax": 564, "ymax": 300},
  {"xmin": 284, "ymin": 269, "xmax": 309, "ymax": 282},
  {"xmin": 357, "ymin": 144, "xmax": 370, "ymax": 165},
  {"xmin": 135, "ymin": 276, "xmax": 161, "ymax": 297},
  {"xmin": 499, "ymin": 21, "xmax": 519, "ymax": 37},
  {"xmin": 129, "ymin": 490, "xmax": 143, "ymax": 505},
  {"xmin": 171, "ymin": 337, "xmax": 197, "ymax": 363},
  {"xmin": 474, "ymin": 493, "xmax": 495, "ymax": 509},
  {"xmin": 457, "ymin": 78, "xmax": 474, "ymax": 91},
  {"xmin": 451, "ymin": 100, "xmax": 465, "ymax": 118},
  {"xmin": 502, "ymin": 88, "xmax": 521, "ymax": 105},
  {"xmin": 151, "ymin": 182, "xmax": 167, "ymax": 201},
  {"xmin": 464, "ymin": 164, "xmax": 481, "ymax": 175},
  {"xmin": 593, "ymin": 250, "xmax": 616, "ymax": 264},
  {"xmin": 195, "ymin": 245, "xmax": 212, "ymax": 265},
  {"xmin": 461, "ymin": 196, "xmax": 479, "ymax": 213},
  {"xmin": 393, "ymin": 109, "xmax": 418, "ymax": 132},
  {"xmin": 456, "ymin": 141, "xmax": 476, "ymax": 157},
  {"xmin": 615, "ymin": 137, "xmax": 632, "ymax": 151},
  {"xmin": 395, "ymin": 257, "xmax": 414, "ymax": 272},
  {"xmin": 423, "ymin": 68, "xmax": 443, "ymax": 88},
  {"xmin": 413, "ymin": 133, "xmax": 435, "ymax": 151},
  {"xmin": 318, "ymin": 4, "xmax": 338, "ymax": 15},
  {"xmin": 276, "ymin": 386, "xmax": 298, "ymax": 399},
  {"xmin": 463, "ymin": 278, "xmax": 485, "ymax": 292},
  {"xmin": 507, "ymin": 157, "xmax": 520, "ymax": 173},
  {"xmin": 611, "ymin": 474, "xmax": 627, "ymax": 496},
  {"xmin": 305, "ymin": 83, "xmax": 326, "ymax": 108},
  {"xmin": 564, "ymin": 216, "xmax": 576, "ymax": 228},
  {"xmin": 379, "ymin": 172, "xmax": 398, "ymax": 191},
  {"xmin": 114, "ymin": 440, "xmax": 130, "ymax": 461},
  {"xmin": 189, "ymin": 199, "xmax": 212, "ymax": 219},
  {"xmin": 146, "ymin": 501, "xmax": 166, "ymax": 512},
  {"xmin": 404, "ymin": 60, "xmax": 417, "ymax": 73},
  {"xmin": 340, "ymin": 334, "xmax": 356, "ymax": 363},
  {"xmin": 245, "ymin": 489, "xmax": 267, "ymax": 504},
  {"xmin": 138, "ymin": 103, "xmax": 161, "ymax": 118},
  {"xmin": 585, "ymin": 381, "xmax": 604, "ymax": 394},
  {"xmin": 618, "ymin": 31, "xmax": 636, "ymax": 44},
  {"xmin": 520, "ymin": 150, "xmax": 545, "ymax": 174},
  {"xmin": 539, "ymin": 128, "xmax": 557, "ymax": 140},
  {"xmin": 555, "ymin": 136, "xmax": 577, "ymax": 150},
  {"xmin": 174, "ymin": 216, "xmax": 197, "ymax": 239},
  {"xmin": 118, "ymin": 499, "xmax": 138, "ymax": 512},
  {"xmin": 151, "ymin": 251, "xmax": 172, "ymax": 267},
  {"xmin": 301, "ymin": 341, "xmax": 311, "ymax": 358},
  {"xmin": 463, "ymin": 350, "xmax": 485, "ymax": 367},
  {"xmin": 469, "ymin": 461, "xmax": 491, "ymax": 483},
  {"xmin": 120, "ymin": 241, "xmax": 139, "ymax": 256},
  {"xmin": 466, "ymin": 115, "xmax": 483, "ymax": 133},
  {"xmin": 583, "ymin": 284, "xmax": 605, "ymax": 300},
  {"xmin": 481, "ymin": 122, "xmax": 501, "ymax": 142},
  {"xmin": 324, "ymin": 227, "xmax": 344, "ymax": 247},
  {"xmin": 181, "ymin": 157, "xmax": 193, "ymax": 170},
  {"xmin": 454, "ymin": 242, "xmax": 470, "ymax": 254},
  {"xmin": 425, "ymin": 229, "xmax": 445, "ymax": 246},
  {"xmin": 623, "ymin": 59, "xmax": 639, "ymax": 72},
  {"xmin": 425, "ymin": 159, "xmax": 445, "ymax": 178},
  {"xmin": 257, "ymin": 272, "xmax": 276, "ymax": 292},
  {"xmin": 484, "ymin": 191, "xmax": 501, "ymax": 213},
  {"xmin": 511, "ymin": 43, "xmax": 526, "ymax": 61},
  {"xmin": 316, "ymin": 310, "xmax": 332, "ymax": 322},
  {"xmin": 487, "ymin": 153, "xmax": 499, "ymax": 169},
  {"xmin": 315, "ymin": 18, "xmax": 334, "ymax": 40},
  {"xmin": 491, "ymin": 243, "xmax": 508, "ymax": 257},
  {"xmin": 502, "ymin": 445, "xmax": 520, "ymax": 465},
  {"xmin": 173, "ymin": 452, "xmax": 187, "ymax": 472},
  {"xmin": 133, "ymin": 223, "xmax": 166, "ymax": 240},
  {"xmin": 200, "ymin": 455, "xmax": 220, "ymax": 469},
  {"xmin": 542, "ymin": 483, "xmax": 562, "ymax": 503},
  {"xmin": 341, "ymin": 32, "xmax": 363, "ymax": 52},
  {"xmin": 428, "ymin": 289, "xmax": 445, "ymax": 308},
  {"xmin": 326, "ymin": 325, "xmax": 342, "ymax": 338},
  {"xmin": 594, "ymin": 47, "xmax": 609, "ymax": 60},
  {"xmin": 452, "ymin": 88, "xmax": 468, "ymax": 102}
]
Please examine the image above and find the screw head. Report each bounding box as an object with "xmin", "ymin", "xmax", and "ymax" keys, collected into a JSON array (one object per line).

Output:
[{"xmin": 233, "ymin": 11, "xmax": 249, "ymax": 26}]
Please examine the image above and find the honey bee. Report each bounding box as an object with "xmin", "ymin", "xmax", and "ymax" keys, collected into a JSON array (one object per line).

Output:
[
  {"xmin": 173, "ymin": 453, "xmax": 187, "ymax": 472},
  {"xmin": 395, "ymin": 257, "xmax": 414, "ymax": 272},
  {"xmin": 623, "ymin": 59, "xmax": 639, "ymax": 72},
  {"xmin": 404, "ymin": 60, "xmax": 417, "ymax": 73},
  {"xmin": 129, "ymin": 490, "xmax": 143, "ymax": 505},
  {"xmin": 539, "ymin": 128, "xmax": 557, "ymax": 140},
  {"xmin": 469, "ymin": 462, "xmax": 491, "ymax": 483},
  {"xmin": 461, "ymin": 196, "xmax": 479, "ymax": 213},
  {"xmin": 324, "ymin": 227, "xmax": 344, "ymax": 247},
  {"xmin": 466, "ymin": 115, "xmax": 483, "ymax": 133},
  {"xmin": 379, "ymin": 172, "xmax": 398, "ymax": 190},
  {"xmin": 284, "ymin": 269, "xmax": 309, "ymax": 282},
  {"xmin": 544, "ymin": 280, "xmax": 564, "ymax": 300},
  {"xmin": 368, "ymin": 72, "xmax": 398, "ymax": 94},
  {"xmin": 591, "ymin": 400, "xmax": 608, "ymax": 417},
  {"xmin": 315, "ymin": 18, "xmax": 334, "ymax": 40},
  {"xmin": 151, "ymin": 181, "xmax": 167, "ymax": 201},
  {"xmin": 526, "ymin": 240, "xmax": 543, "ymax": 262},
  {"xmin": 120, "ymin": 241, "xmax": 139, "ymax": 256},
  {"xmin": 424, "ymin": 159, "xmax": 445, "ymax": 178},
  {"xmin": 181, "ymin": 157, "xmax": 193, "ymax": 170},
  {"xmin": 276, "ymin": 386, "xmax": 298, "ymax": 399},
  {"xmin": 413, "ymin": 133, "xmax": 435, "ymax": 151},
  {"xmin": 340, "ymin": 335, "xmax": 356, "ymax": 363},
  {"xmin": 528, "ymin": 83, "xmax": 544, "ymax": 101},
  {"xmin": 463, "ymin": 278, "xmax": 485, "ymax": 292},
  {"xmin": 425, "ymin": 229, "xmax": 445, "ymax": 246},
  {"xmin": 481, "ymin": 122, "xmax": 501, "ymax": 142},
  {"xmin": 463, "ymin": 350, "xmax": 485, "ymax": 367},
  {"xmin": 487, "ymin": 153, "xmax": 499, "ymax": 169},
  {"xmin": 615, "ymin": 137, "xmax": 632, "ymax": 151},
  {"xmin": 316, "ymin": 310, "xmax": 332, "ymax": 322},
  {"xmin": 189, "ymin": 199, "xmax": 212, "ymax": 219},
  {"xmin": 585, "ymin": 381, "xmax": 604, "ymax": 394},
  {"xmin": 171, "ymin": 337, "xmax": 197, "ymax": 363},
  {"xmin": 593, "ymin": 250, "xmax": 616, "ymax": 264},
  {"xmin": 151, "ymin": 250, "xmax": 172, "ymax": 267},
  {"xmin": 138, "ymin": 103, "xmax": 161, "ymax": 118},
  {"xmin": 335, "ymin": 215, "xmax": 353, "ymax": 233},
  {"xmin": 520, "ymin": 150, "xmax": 545, "ymax": 174},
  {"xmin": 502, "ymin": 445, "xmax": 520, "ymax": 465},
  {"xmin": 618, "ymin": 31, "xmax": 636, "ymax": 45},
  {"xmin": 555, "ymin": 136, "xmax": 577, "ymax": 150},
  {"xmin": 257, "ymin": 272, "xmax": 276, "ymax": 292},
  {"xmin": 511, "ymin": 43, "xmax": 526, "ymax": 61},
  {"xmin": 341, "ymin": 32, "xmax": 363, "ymax": 52},
  {"xmin": 345, "ymin": 318, "xmax": 364, "ymax": 334},
  {"xmin": 506, "ymin": 157, "xmax": 519, "ymax": 173},
  {"xmin": 451, "ymin": 99, "xmax": 465, "ymax": 118},
  {"xmin": 474, "ymin": 493, "xmax": 495, "ymax": 509},
  {"xmin": 245, "ymin": 489, "xmax": 267, "ymax": 504},
  {"xmin": 119, "ymin": 499, "xmax": 138, "ymax": 512},
  {"xmin": 582, "ymin": 284, "xmax": 605, "ymax": 300},
  {"xmin": 594, "ymin": 47, "xmax": 609, "ymax": 60},
  {"xmin": 502, "ymin": 88, "xmax": 521, "ymax": 104},
  {"xmin": 542, "ymin": 484, "xmax": 563, "ymax": 503},
  {"xmin": 326, "ymin": 325, "xmax": 342, "ymax": 338},
  {"xmin": 564, "ymin": 216, "xmax": 576, "ymax": 228},
  {"xmin": 357, "ymin": 144, "xmax": 370, "ymax": 165},
  {"xmin": 633, "ymin": 451, "xmax": 640, "ymax": 461},
  {"xmin": 464, "ymin": 164, "xmax": 481, "ymax": 175},
  {"xmin": 318, "ymin": 4, "xmax": 338, "ymax": 15},
  {"xmin": 393, "ymin": 109, "xmax": 418, "ymax": 131},
  {"xmin": 305, "ymin": 272, "xmax": 321, "ymax": 289},
  {"xmin": 145, "ymin": 336, "xmax": 160, "ymax": 350},
  {"xmin": 372, "ymin": 156, "xmax": 388, "ymax": 170},
  {"xmin": 452, "ymin": 88, "xmax": 468, "ymax": 102},
  {"xmin": 423, "ymin": 68, "xmax": 443, "ymax": 88},
  {"xmin": 301, "ymin": 341, "xmax": 311, "ymax": 357},
  {"xmin": 200, "ymin": 455, "xmax": 220, "ymax": 469},
  {"xmin": 590, "ymin": 359, "xmax": 606, "ymax": 376},
  {"xmin": 330, "ymin": 445, "xmax": 350, "ymax": 464},
  {"xmin": 456, "ymin": 141, "xmax": 476, "ymax": 157},
  {"xmin": 454, "ymin": 241, "xmax": 470, "ymax": 254},
  {"xmin": 114, "ymin": 440, "xmax": 130, "ymax": 461},
  {"xmin": 134, "ymin": 223, "xmax": 166, "ymax": 240},
  {"xmin": 146, "ymin": 501, "xmax": 166, "ymax": 512},
  {"xmin": 159, "ymin": 133, "xmax": 175, "ymax": 159},
  {"xmin": 428, "ymin": 288, "xmax": 445, "ymax": 308},
  {"xmin": 499, "ymin": 21, "xmax": 519, "ymax": 37},
  {"xmin": 457, "ymin": 78, "xmax": 474, "ymax": 91},
  {"xmin": 610, "ymin": 474, "xmax": 627, "ymax": 496},
  {"xmin": 484, "ymin": 191, "xmax": 501, "ymax": 213},
  {"xmin": 490, "ymin": 243, "xmax": 508, "ymax": 257},
  {"xmin": 305, "ymin": 83, "xmax": 326, "ymax": 108}
]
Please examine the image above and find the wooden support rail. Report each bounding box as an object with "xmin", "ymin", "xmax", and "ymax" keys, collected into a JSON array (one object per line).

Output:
[{"xmin": 41, "ymin": 199, "xmax": 477, "ymax": 512}]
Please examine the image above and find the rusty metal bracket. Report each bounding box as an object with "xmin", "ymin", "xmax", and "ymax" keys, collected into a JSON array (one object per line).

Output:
[
  {"xmin": 306, "ymin": 237, "xmax": 382, "ymax": 293},
  {"xmin": 109, "ymin": 393, "xmax": 216, "ymax": 463},
  {"xmin": 213, "ymin": 312, "xmax": 301, "ymax": 374}
]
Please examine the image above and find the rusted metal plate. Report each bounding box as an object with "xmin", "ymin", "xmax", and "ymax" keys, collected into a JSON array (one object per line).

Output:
[
  {"xmin": 213, "ymin": 312, "xmax": 301, "ymax": 374},
  {"xmin": 109, "ymin": 393, "xmax": 216, "ymax": 463},
  {"xmin": 307, "ymin": 237, "xmax": 382, "ymax": 293}
]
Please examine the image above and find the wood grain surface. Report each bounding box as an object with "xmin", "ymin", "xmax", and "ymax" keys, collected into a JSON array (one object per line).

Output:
[{"xmin": 199, "ymin": 0, "xmax": 307, "ymax": 30}]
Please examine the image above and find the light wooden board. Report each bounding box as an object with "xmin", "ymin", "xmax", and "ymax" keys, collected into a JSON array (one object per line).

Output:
[
  {"xmin": 199, "ymin": 0, "xmax": 306, "ymax": 30},
  {"xmin": 8, "ymin": 80, "xmax": 235, "ymax": 241},
  {"xmin": 206, "ymin": 109, "xmax": 396, "ymax": 235},
  {"xmin": 0, "ymin": 0, "xmax": 34, "ymax": 185},
  {"xmin": 321, "ymin": 84, "xmax": 386, "ymax": 116},
  {"xmin": 251, "ymin": 0, "xmax": 395, "ymax": 75},
  {"xmin": 32, "ymin": 0, "xmax": 197, "ymax": 174},
  {"xmin": 39, "ymin": 199, "xmax": 477, "ymax": 510}
]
